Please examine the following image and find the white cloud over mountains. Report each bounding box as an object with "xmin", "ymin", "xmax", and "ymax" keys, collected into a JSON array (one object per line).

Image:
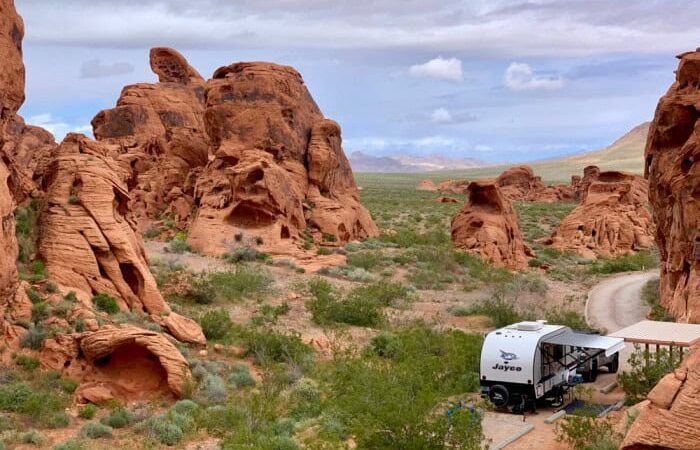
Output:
[
  {"xmin": 410, "ymin": 57, "xmax": 463, "ymax": 81},
  {"xmin": 504, "ymin": 62, "xmax": 564, "ymax": 91}
]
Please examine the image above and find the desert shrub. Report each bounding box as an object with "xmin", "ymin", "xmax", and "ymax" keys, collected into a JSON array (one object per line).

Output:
[
  {"xmin": 78, "ymin": 404, "xmax": 98, "ymax": 419},
  {"xmin": 167, "ymin": 234, "xmax": 190, "ymax": 254},
  {"xmin": 351, "ymin": 281, "xmax": 409, "ymax": 307},
  {"xmin": 619, "ymin": 346, "xmax": 681, "ymax": 405},
  {"xmin": 143, "ymin": 226, "xmax": 162, "ymax": 239},
  {"xmin": 379, "ymin": 228, "xmax": 450, "ymax": 248},
  {"xmin": 455, "ymin": 251, "xmax": 513, "ymax": 284},
  {"xmin": 80, "ymin": 422, "xmax": 113, "ymax": 439},
  {"xmin": 44, "ymin": 282, "xmax": 58, "ymax": 293},
  {"xmin": 546, "ymin": 309, "xmax": 589, "ymax": 330},
  {"xmin": 46, "ymin": 412, "xmax": 70, "ymax": 428},
  {"xmin": 589, "ymin": 251, "xmax": 658, "ymax": 274},
  {"xmin": 100, "ymin": 407, "xmax": 134, "ymax": 428},
  {"xmin": 31, "ymin": 302, "xmax": 49, "ymax": 323},
  {"xmin": 288, "ymin": 378, "xmax": 321, "ymax": 420},
  {"xmin": 53, "ymin": 439, "xmax": 85, "ymax": 450},
  {"xmin": 198, "ymin": 374, "xmax": 227, "ymax": 403},
  {"xmin": 0, "ymin": 381, "xmax": 67, "ymax": 425},
  {"xmin": 15, "ymin": 355, "xmax": 39, "ymax": 371},
  {"xmin": 319, "ymin": 265, "xmax": 375, "ymax": 282},
  {"xmin": 138, "ymin": 406, "xmax": 196, "ymax": 446},
  {"xmin": 15, "ymin": 205, "xmax": 40, "ymax": 264},
  {"xmin": 321, "ymin": 325, "xmax": 483, "ymax": 449},
  {"xmin": 251, "ymin": 303, "xmax": 291, "ymax": 326},
  {"xmin": 322, "ymin": 233, "xmax": 337, "ymax": 243},
  {"xmin": 641, "ymin": 278, "xmax": 673, "ymax": 321},
  {"xmin": 63, "ymin": 291, "xmax": 78, "ymax": 301},
  {"xmin": 346, "ymin": 251, "xmax": 383, "ymax": 270},
  {"xmin": 464, "ymin": 295, "xmax": 531, "ymax": 328},
  {"xmin": 26, "ymin": 288, "xmax": 42, "ymax": 304},
  {"xmin": 307, "ymin": 278, "xmax": 384, "ymax": 327},
  {"xmin": 229, "ymin": 364, "xmax": 256, "ymax": 389},
  {"xmin": 556, "ymin": 412, "xmax": 620, "ymax": 450},
  {"xmin": 93, "ymin": 293, "xmax": 119, "ymax": 314},
  {"xmin": 190, "ymin": 267, "xmax": 273, "ymax": 304},
  {"xmin": 199, "ymin": 308, "xmax": 233, "ymax": 340},
  {"xmin": 317, "ymin": 247, "xmax": 332, "ymax": 256},
  {"xmin": 21, "ymin": 429, "xmax": 44, "ymax": 445},
  {"xmin": 172, "ymin": 400, "xmax": 199, "ymax": 416},
  {"xmin": 223, "ymin": 246, "xmax": 258, "ymax": 263},
  {"xmin": 241, "ymin": 328, "xmax": 313, "ymax": 367},
  {"xmin": 20, "ymin": 326, "xmax": 46, "ymax": 350}
]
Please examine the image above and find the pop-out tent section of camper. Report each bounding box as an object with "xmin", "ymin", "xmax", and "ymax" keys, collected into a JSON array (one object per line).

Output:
[{"xmin": 542, "ymin": 331, "xmax": 625, "ymax": 357}]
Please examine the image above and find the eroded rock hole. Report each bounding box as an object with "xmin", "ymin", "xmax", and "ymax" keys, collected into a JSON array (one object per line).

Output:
[
  {"xmin": 119, "ymin": 263, "xmax": 144, "ymax": 298},
  {"xmin": 226, "ymin": 202, "xmax": 276, "ymax": 228},
  {"xmin": 91, "ymin": 343, "xmax": 169, "ymax": 398},
  {"xmin": 281, "ymin": 225, "xmax": 290, "ymax": 239}
]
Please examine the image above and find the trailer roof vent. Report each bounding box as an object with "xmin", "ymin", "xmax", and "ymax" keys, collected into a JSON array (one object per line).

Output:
[{"xmin": 515, "ymin": 321, "xmax": 544, "ymax": 331}]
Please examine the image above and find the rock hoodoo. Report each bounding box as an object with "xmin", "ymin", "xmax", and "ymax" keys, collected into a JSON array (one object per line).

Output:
[
  {"xmin": 38, "ymin": 133, "xmax": 204, "ymax": 344},
  {"xmin": 621, "ymin": 345, "xmax": 700, "ymax": 449},
  {"xmin": 496, "ymin": 165, "xmax": 575, "ymax": 203},
  {"xmin": 544, "ymin": 171, "xmax": 654, "ymax": 259},
  {"xmin": 92, "ymin": 47, "xmax": 209, "ymax": 230},
  {"xmin": 644, "ymin": 49, "xmax": 700, "ymax": 321},
  {"xmin": 437, "ymin": 179, "xmax": 470, "ymax": 194},
  {"xmin": 577, "ymin": 165, "xmax": 601, "ymax": 202},
  {"xmin": 451, "ymin": 181, "xmax": 533, "ymax": 270},
  {"xmin": 187, "ymin": 61, "xmax": 377, "ymax": 255}
]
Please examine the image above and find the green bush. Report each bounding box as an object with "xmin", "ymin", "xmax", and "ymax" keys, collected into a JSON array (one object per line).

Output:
[
  {"xmin": 20, "ymin": 326, "xmax": 47, "ymax": 350},
  {"xmin": 223, "ymin": 246, "xmax": 258, "ymax": 263},
  {"xmin": 229, "ymin": 364, "xmax": 256, "ymax": 389},
  {"xmin": 641, "ymin": 278, "xmax": 673, "ymax": 321},
  {"xmin": 31, "ymin": 301, "xmax": 49, "ymax": 323},
  {"xmin": 189, "ymin": 267, "xmax": 273, "ymax": 303},
  {"xmin": 78, "ymin": 404, "xmax": 98, "ymax": 419},
  {"xmin": 589, "ymin": 251, "xmax": 658, "ymax": 274},
  {"xmin": 171, "ymin": 400, "xmax": 199, "ymax": 416},
  {"xmin": 463, "ymin": 295, "xmax": 530, "ymax": 328},
  {"xmin": 619, "ymin": 346, "xmax": 681, "ymax": 405},
  {"xmin": 198, "ymin": 374, "xmax": 227, "ymax": 403},
  {"xmin": 350, "ymin": 281, "xmax": 409, "ymax": 307},
  {"xmin": 80, "ymin": 422, "xmax": 113, "ymax": 439},
  {"xmin": 100, "ymin": 407, "xmax": 134, "ymax": 428},
  {"xmin": 15, "ymin": 205, "xmax": 40, "ymax": 264},
  {"xmin": 93, "ymin": 293, "xmax": 119, "ymax": 314},
  {"xmin": 21, "ymin": 429, "xmax": 44, "ymax": 445},
  {"xmin": 241, "ymin": 328, "xmax": 312, "ymax": 366},
  {"xmin": 556, "ymin": 413, "xmax": 620, "ymax": 450},
  {"xmin": 26, "ymin": 288, "xmax": 42, "ymax": 304},
  {"xmin": 288, "ymin": 378, "xmax": 321, "ymax": 420},
  {"xmin": 347, "ymin": 251, "xmax": 383, "ymax": 270},
  {"xmin": 317, "ymin": 247, "xmax": 332, "ymax": 256},
  {"xmin": 31, "ymin": 260, "xmax": 48, "ymax": 281},
  {"xmin": 143, "ymin": 226, "xmax": 162, "ymax": 239},
  {"xmin": 251, "ymin": 303, "xmax": 291, "ymax": 325},
  {"xmin": 167, "ymin": 237, "xmax": 190, "ymax": 254},
  {"xmin": 0, "ymin": 381, "xmax": 68, "ymax": 425},
  {"xmin": 45, "ymin": 282, "xmax": 59, "ymax": 293},
  {"xmin": 546, "ymin": 309, "xmax": 590, "ymax": 330},
  {"xmin": 15, "ymin": 355, "xmax": 40, "ymax": 371},
  {"xmin": 46, "ymin": 412, "xmax": 70, "ymax": 428},
  {"xmin": 199, "ymin": 308, "xmax": 233, "ymax": 340},
  {"xmin": 53, "ymin": 439, "xmax": 85, "ymax": 450},
  {"xmin": 64, "ymin": 291, "xmax": 78, "ymax": 301},
  {"xmin": 306, "ymin": 278, "xmax": 384, "ymax": 327}
]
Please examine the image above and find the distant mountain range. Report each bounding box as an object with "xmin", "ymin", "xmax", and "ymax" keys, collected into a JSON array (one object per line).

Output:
[{"xmin": 349, "ymin": 151, "xmax": 486, "ymax": 172}]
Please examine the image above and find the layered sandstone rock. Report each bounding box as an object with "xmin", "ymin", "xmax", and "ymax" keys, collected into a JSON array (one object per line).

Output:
[
  {"xmin": 437, "ymin": 179, "xmax": 470, "ymax": 195},
  {"xmin": 92, "ymin": 47, "xmax": 209, "ymax": 229},
  {"xmin": 451, "ymin": 181, "xmax": 533, "ymax": 270},
  {"xmin": 577, "ymin": 165, "xmax": 601, "ymax": 202},
  {"xmin": 435, "ymin": 196, "xmax": 459, "ymax": 203},
  {"xmin": 496, "ymin": 165, "xmax": 575, "ymax": 202},
  {"xmin": 544, "ymin": 171, "xmax": 654, "ymax": 259},
  {"xmin": 187, "ymin": 62, "xmax": 377, "ymax": 255},
  {"xmin": 416, "ymin": 179, "xmax": 437, "ymax": 191},
  {"xmin": 0, "ymin": 0, "xmax": 24, "ymax": 300},
  {"xmin": 41, "ymin": 325, "xmax": 191, "ymax": 400},
  {"xmin": 621, "ymin": 346, "xmax": 700, "ymax": 449},
  {"xmin": 38, "ymin": 133, "xmax": 204, "ymax": 344},
  {"xmin": 644, "ymin": 49, "xmax": 700, "ymax": 322}
]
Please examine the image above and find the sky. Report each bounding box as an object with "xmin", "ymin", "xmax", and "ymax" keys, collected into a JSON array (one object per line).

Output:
[{"xmin": 15, "ymin": 0, "xmax": 698, "ymax": 163}]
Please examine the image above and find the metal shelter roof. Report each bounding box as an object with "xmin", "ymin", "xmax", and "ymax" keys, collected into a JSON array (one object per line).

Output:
[
  {"xmin": 542, "ymin": 331, "xmax": 625, "ymax": 357},
  {"xmin": 609, "ymin": 320, "xmax": 700, "ymax": 347}
]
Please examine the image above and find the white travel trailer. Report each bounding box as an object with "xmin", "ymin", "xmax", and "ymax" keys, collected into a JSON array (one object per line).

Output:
[{"xmin": 480, "ymin": 321, "xmax": 624, "ymax": 409}]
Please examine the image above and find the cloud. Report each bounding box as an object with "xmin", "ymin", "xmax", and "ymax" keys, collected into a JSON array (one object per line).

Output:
[
  {"xmin": 80, "ymin": 59, "xmax": 135, "ymax": 78},
  {"xmin": 431, "ymin": 107, "xmax": 452, "ymax": 123},
  {"xmin": 27, "ymin": 113, "xmax": 92, "ymax": 141},
  {"xmin": 409, "ymin": 57, "xmax": 463, "ymax": 81},
  {"xmin": 504, "ymin": 62, "xmax": 564, "ymax": 91}
]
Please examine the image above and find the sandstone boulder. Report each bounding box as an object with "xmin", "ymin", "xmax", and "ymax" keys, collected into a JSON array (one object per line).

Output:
[
  {"xmin": 92, "ymin": 47, "xmax": 209, "ymax": 229},
  {"xmin": 644, "ymin": 49, "xmax": 700, "ymax": 322},
  {"xmin": 38, "ymin": 133, "xmax": 204, "ymax": 344},
  {"xmin": 187, "ymin": 61, "xmax": 377, "ymax": 255},
  {"xmin": 416, "ymin": 179, "xmax": 437, "ymax": 191},
  {"xmin": 621, "ymin": 346, "xmax": 700, "ymax": 449},
  {"xmin": 435, "ymin": 196, "xmax": 459, "ymax": 203},
  {"xmin": 544, "ymin": 171, "xmax": 654, "ymax": 259},
  {"xmin": 496, "ymin": 165, "xmax": 575, "ymax": 202},
  {"xmin": 577, "ymin": 165, "xmax": 601, "ymax": 202},
  {"xmin": 451, "ymin": 181, "xmax": 533, "ymax": 270},
  {"xmin": 437, "ymin": 179, "xmax": 470, "ymax": 194}
]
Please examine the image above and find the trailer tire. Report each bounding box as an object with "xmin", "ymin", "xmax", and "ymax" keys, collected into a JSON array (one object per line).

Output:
[
  {"xmin": 590, "ymin": 360, "xmax": 598, "ymax": 382},
  {"xmin": 488, "ymin": 384, "xmax": 510, "ymax": 407},
  {"xmin": 607, "ymin": 354, "xmax": 619, "ymax": 373}
]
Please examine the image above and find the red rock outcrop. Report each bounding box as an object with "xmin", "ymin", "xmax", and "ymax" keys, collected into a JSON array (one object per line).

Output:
[
  {"xmin": 41, "ymin": 325, "xmax": 190, "ymax": 401},
  {"xmin": 644, "ymin": 49, "xmax": 700, "ymax": 322},
  {"xmin": 92, "ymin": 47, "xmax": 209, "ymax": 229},
  {"xmin": 416, "ymin": 179, "xmax": 437, "ymax": 191},
  {"xmin": 187, "ymin": 62, "xmax": 378, "ymax": 255},
  {"xmin": 435, "ymin": 196, "xmax": 459, "ymax": 203},
  {"xmin": 544, "ymin": 171, "xmax": 655, "ymax": 259},
  {"xmin": 577, "ymin": 165, "xmax": 601, "ymax": 202},
  {"xmin": 621, "ymin": 345, "xmax": 700, "ymax": 449},
  {"xmin": 38, "ymin": 133, "xmax": 204, "ymax": 344},
  {"xmin": 437, "ymin": 179, "xmax": 470, "ymax": 194},
  {"xmin": 451, "ymin": 181, "xmax": 533, "ymax": 270},
  {"xmin": 496, "ymin": 165, "xmax": 575, "ymax": 202},
  {"xmin": 0, "ymin": 0, "xmax": 24, "ymax": 300}
]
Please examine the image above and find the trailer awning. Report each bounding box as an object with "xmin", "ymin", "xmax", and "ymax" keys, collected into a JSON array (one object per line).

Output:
[{"xmin": 543, "ymin": 331, "xmax": 625, "ymax": 357}]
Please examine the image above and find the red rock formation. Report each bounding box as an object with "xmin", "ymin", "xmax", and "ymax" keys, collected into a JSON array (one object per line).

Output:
[
  {"xmin": 435, "ymin": 196, "xmax": 459, "ymax": 203},
  {"xmin": 437, "ymin": 179, "xmax": 470, "ymax": 194},
  {"xmin": 644, "ymin": 49, "xmax": 700, "ymax": 322},
  {"xmin": 621, "ymin": 346, "xmax": 700, "ymax": 449},
  {"xmin": 544, "ymin": 171, "xmax": 654, "ymax": 259},
  {"xmin": 496, "ymin": 165, "xmax": 575, "ymax": 202},
  {"xmin": 187, "ymin": 61, "xmax": 378, "ymax": 255},
  {"xmin": 451, "ymin": 181, "xmax": 533, "ymax": 270},
  {"xmin": 38, "ymin": 133, "xmax": 204, "ymax": 344},
  {"xmin": 577, "ymin": 165, "xmax": 601, "ymax": 202},
  {"xmin": 92, "ymin": 47, "xmax": 209, "ymax": 229},
  {"xmin": 416, "ymin": 179, "xmax": 438, "ymax": 191}
]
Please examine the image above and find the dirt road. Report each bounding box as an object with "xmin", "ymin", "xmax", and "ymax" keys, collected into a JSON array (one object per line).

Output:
[{"xmin": 586, "ymin": 270, "xmax": 659, "ymax": 333}]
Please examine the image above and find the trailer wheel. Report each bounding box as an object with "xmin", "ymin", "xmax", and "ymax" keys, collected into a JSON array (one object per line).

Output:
[
  {"xmin": 590, "ymin": 360, "xmax": 598, "ymax": 382},
  {"xmin": 488, "ymin": 385, "xmax": 510, "ymax": 407},
  {"xmin": 607, "ymin": 354, "xmax": 619, "ymax": 373}
]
